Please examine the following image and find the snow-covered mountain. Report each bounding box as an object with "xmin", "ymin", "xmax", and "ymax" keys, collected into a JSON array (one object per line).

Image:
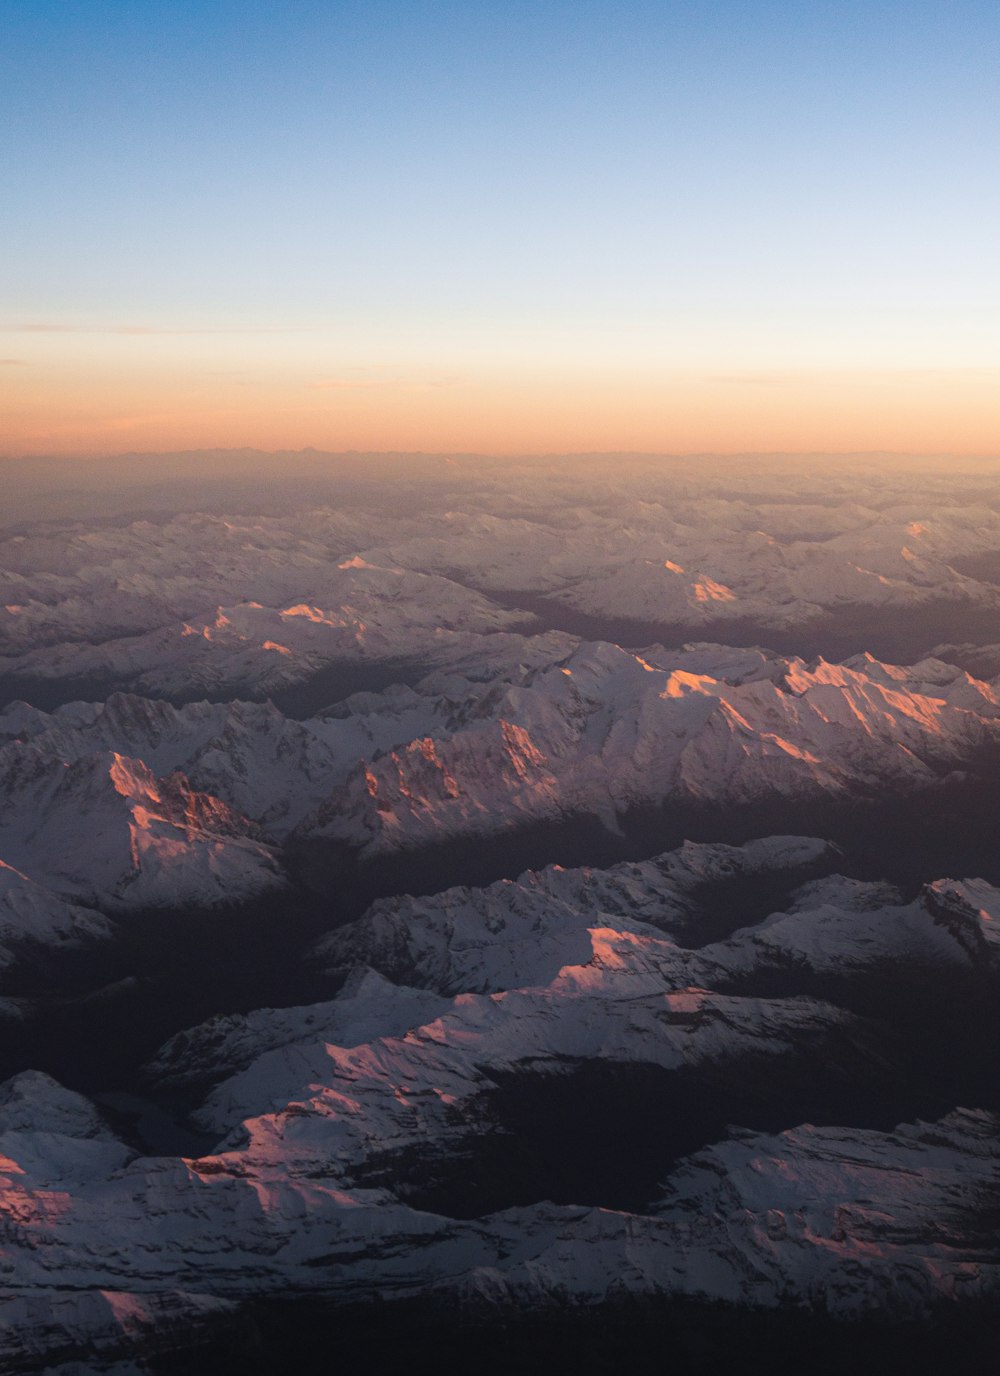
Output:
[
  {"xmin": 5, "ymin": 461, "xmax": 1000, "ymax": 1368},
  {"xmin": 298, "ymin": 640, "xmax": 1000, "ymax": 856},
  {"xmin": 313, "ymin": 836, "xmax": 834, "ymax": 995},
  {"xmin": 0, "ymin": 638, "xmax": 998, "ymax": 940},
  {"xmin": 0, "ymin": 745, "xmax": 281, "ymax": 912},
  {"xmin": 0, "ymin": 861, "xmax": 111, "ymax": 975},
  {"xmin": 313, "ymin": 838, "xmax": 990, "ymax": 1002},
  {"xmin": 0, "ymin": 837, "xmax": 998, "ymax": 1366},
  {"xmin": 1, "ymin": 555, "xmax": 535, "ymax": 700},
  {"xmin": 356, "ymin": 486, "xmax": 1000, "ymax": 634},
  {"xmin": 7, "ymin": 470, "xmax": 1000, "ymax": 700},
  {"xmin": 1, "ymin": 1079, "xmax": 996, "ymax": 1368},
  {"xmin": 0, "ymin": 509, "xmax": 431, "ymax": 651}
]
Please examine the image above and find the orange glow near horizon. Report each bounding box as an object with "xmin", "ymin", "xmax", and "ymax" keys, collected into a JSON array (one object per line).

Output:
[
  {"xmin": 6, "ymin": 5, "xmax": 999, "ymax": 465},
  {"xmin": 3, "ymin": 358, "xmax": 1000, "ymax": 458}
]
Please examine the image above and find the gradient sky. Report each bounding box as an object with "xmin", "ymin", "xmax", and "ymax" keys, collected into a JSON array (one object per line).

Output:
[{"xmin": 2, "ymin": 0, "xmax": 998, "ymax": 455}]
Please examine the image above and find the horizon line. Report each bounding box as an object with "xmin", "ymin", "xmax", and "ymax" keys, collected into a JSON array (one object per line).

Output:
[{"xmin": 4, "ymin": 446, "xmax": 1000, "ymax": 464}]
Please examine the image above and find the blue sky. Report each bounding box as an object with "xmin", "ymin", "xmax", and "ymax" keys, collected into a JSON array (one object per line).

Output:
[{"xmin": 2, "ymin": 1, "xmax": 998, "ymax": 452}]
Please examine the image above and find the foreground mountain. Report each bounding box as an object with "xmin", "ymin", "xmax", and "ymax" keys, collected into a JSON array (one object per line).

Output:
[
  {"xmin": 1, "ymin": 1075, "xmax": 996, "ymax": 1370},
  {"xmin": 0, "ymin": 836, "xmax": 998, "ymax": 1368}
]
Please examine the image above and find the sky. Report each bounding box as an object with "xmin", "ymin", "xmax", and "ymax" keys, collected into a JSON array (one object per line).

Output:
[{"xmin": 2, "ymin": 0, "xmax": 998, "ymax": 456}]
